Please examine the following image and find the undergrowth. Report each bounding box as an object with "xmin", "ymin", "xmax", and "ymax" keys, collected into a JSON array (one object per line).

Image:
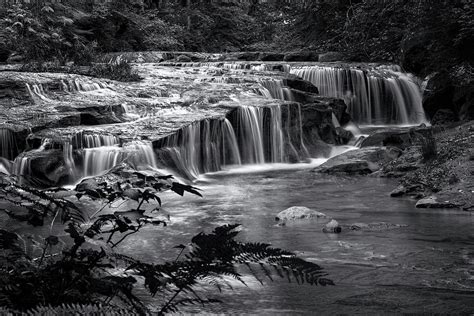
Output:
[{"xmin": 0, "ymin": 164, "xmax": 332, "ymax": 314}]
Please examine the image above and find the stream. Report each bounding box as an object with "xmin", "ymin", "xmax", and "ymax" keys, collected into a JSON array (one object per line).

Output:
[{"xmin": 116, "ymin": 164, "xmax": 474, "ymax": 314}]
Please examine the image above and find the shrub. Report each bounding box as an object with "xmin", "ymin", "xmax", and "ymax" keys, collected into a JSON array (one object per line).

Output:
[
  {"xmin": 89, "ymin": 59, "xmax": 141, "ymax": 82},
  {"xmin": 0, "ymin": 166, "xmax": 333, "ymax": 314}
]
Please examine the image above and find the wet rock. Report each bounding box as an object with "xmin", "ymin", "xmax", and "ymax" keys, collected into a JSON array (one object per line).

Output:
[
  {"xmin": 415, "ymin": 196, "xmax": 460, "ymax": 209},
  {"xmin": 348, "ymin": 222, "xmax": 407, "ymax": 231},
  {"xmin": 275, "ymin": 206, "xmax": 327, "ymax": 221},
  {"xmin": 318, "ymin": 52, "xmax": 345, "ymax": 62},
  {"xmin": 323, "ymin": 219, "xmax": 341, "ymax": 234},
  {"xmin": 176, "ymin": 55, "xmax": 192, "ymax": 63},
  {"xmin": 300, "ymin": 98, "xmax": 352, "ymax": 147},
  {"xmin": 283, "ymin": 78, "xmax": 319, "ymax": 94},
  {"xmin": 390, "ymin": 185, "xmax": 408, "ymax": 197},
  {"xmin": 315, "ymin": 147, "xmax": 402, "ymax": 175},
  {"xmin": 360, "ymin": 126, "xmax": 432, "ymax": 149}
]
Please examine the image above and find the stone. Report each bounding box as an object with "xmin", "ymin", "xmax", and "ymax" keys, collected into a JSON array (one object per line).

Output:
[
  {"xmin": 348, "ymin": 222, "xmax": 407, "ymax": 231},
  {"xmin": 390, "ymin": 185, "xmax": 407, "ymax": 197},
  {"xmin": 275, "ymin": 206, "xmax": 327, "ymax": 221},
  {"xmin": 360, "ymin": 126, "xmax": 432, "ymax": 149},
  {"xmin": 323, "ymin": 219, "xmax": 342, "ymax": 233},
  {"xmin": 415, "ymin": 196, "xmax": 460, "ymax": 209},
  {"xmin": 283, "ymin": 78, "xmax": 319, "ymax": 94},
  {"xmin": 176, "ymin": 55, "xmax": 192, "ymax": 63},
  {"xmin": 315, "ymin": 147, "xmax": 402, "ymax": 175}
]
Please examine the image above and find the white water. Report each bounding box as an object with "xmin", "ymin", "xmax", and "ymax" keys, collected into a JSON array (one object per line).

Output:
[{"xmin": 290, "ymin": 65, "xmax": 427, "ymax": 125}]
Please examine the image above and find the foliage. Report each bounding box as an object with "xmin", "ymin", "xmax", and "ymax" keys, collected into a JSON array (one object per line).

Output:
[
  {"xmin": 1, "ymin": 4, "xmax": 91, "ymax": 65},
  {"xmin": 89, "ymin": 59, "xmax": 142, "ymax": 82},
  {"xmin": 0, "ymin": 166, "xmax": 332, "ymax": 313}
]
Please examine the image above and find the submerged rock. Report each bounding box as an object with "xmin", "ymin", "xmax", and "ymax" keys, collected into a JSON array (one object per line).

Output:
[
  {"xmin": 275, "ymin": 206, "xmax": 327, "ymax": 221},
  {"xmin": 323, "ymin": 219, "xmax": 342, "ymax": 234},
  {"xmin": 348, "ymin": 222, "xmax": 407, "ymax": 231},
  {"xmin": 415, "ymin": 196, "xmax": 460, "ymax": 209}
]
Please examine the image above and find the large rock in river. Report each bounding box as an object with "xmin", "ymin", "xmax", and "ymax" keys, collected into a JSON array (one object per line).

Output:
[
  {"xmin": 314, "ymin": 146, "xmax": 402, "ymax": 175},
  {"xmin": 275, "ymin": 206, "xmax": 327, "ymax": 221}
]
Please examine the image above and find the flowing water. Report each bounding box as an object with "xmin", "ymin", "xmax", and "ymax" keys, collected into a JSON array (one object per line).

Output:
[
  {"xmin": 1, "ymin": 60, "xmax": 472, "ymax": 314},
  {"xmin": 118, "ymin": 166, "xmax": 474, "ymax": 314}
]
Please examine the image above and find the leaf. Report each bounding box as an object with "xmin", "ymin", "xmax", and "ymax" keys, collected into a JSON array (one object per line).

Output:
[
  {"xmin": 123, "ymin": 189, "xmax": 140, "ymax": 201},
  {"xmin": 45, "ymin": 235, "xmax": 59, "ymax": 246},
  {"xmin": 170, "ymin": 182, "xmax": 202, "ymax": 197}
]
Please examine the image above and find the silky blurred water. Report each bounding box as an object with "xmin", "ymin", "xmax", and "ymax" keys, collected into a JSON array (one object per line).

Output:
[
  {"xmin": 115, "ymin": 165, "xmax": 473, "ymax": 314},
  {"xmin": 2, "ymin": 163, "xmax": 473, "ymax": 314}
]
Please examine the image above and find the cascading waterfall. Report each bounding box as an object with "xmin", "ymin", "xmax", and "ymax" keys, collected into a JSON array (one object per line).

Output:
[
  {"xmin": 258, "ymin": 80, "xmax": 295, "ymax": 101},
  {"xmin": 290, "ymin": 65, "xmax": 427, "ymax": 125},
  {"xmin": 154, "ymin": 118, "xmax": 242, "ymax": 179},
  {"xmin": 0, "ymin": 128, "xmax": 18, "ymax": 160},
  {"xmin": 82, "ymin": 141, "xmax": 157, "ymax": 177},
  {"xmin": 25, "ymin": 83, "xmax": 52, "ymax": 103},
  {"xmin": 72, "ymin": 131, "xmax": 120, "ymax": 149},
  {"xmin": 11, "ymin": 138, "xmax": 51, "ymax": 183},
  {"xmin": 154, "ymin": 104, "xmax": 309, "ymax": 179},
  {"xmin": 60, "ymin": 79, "xmax": 110, "ymax": 93}
]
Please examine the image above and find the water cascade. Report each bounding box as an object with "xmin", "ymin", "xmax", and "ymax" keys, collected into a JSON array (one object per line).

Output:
[
  {"xmin": 258, "ymin": 80, "xmax": 295, "ymax": 101},
  {"xmin": 290, "ymin": 65, "xmax": 427, "ymax": 125},
  {"xmin": 154, "ymin": 118, "xmax": 242, "ymax": 179},
  {"xmin": 154, "ymin": 104, "xmax": 309, "ymax": 179},
  {"xmin": 72, "ymin": 131, "xmax": 120, "ymax": 149},
  {"xmin": 25, "ymin": 83, "xmax": 52, "ymax": 103},
  {"xmin": 82, "ymin": 141, "xmax": 157, "ymax": 177},
  {"xmin": 60, "ymin": 79, "xmax": 110, "ymax": 93},
  {"xmin": 0, "ymin": 128, "xmax": 18, "ymax": 160}
]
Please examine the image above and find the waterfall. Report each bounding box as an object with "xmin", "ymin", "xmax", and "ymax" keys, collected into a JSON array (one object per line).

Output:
[
  {"xmin": 154, "ymin": 104, "xmax": 309, "ymax": 179},
  {"xmin": 258, "ymin": 80, "xmax": 295, "ymax": 101},
  {"xmin": 25, "ymin": 83, "xmax": 52, "ymax": 103},
  {"xmin": 0, "ymin": 128, "xmax": 18, "ymax": 160},
  {"xmin": 290, "ymin": 65, "xmax": 427, "ymax": 125},
  {"xmin": 83, "ymin": 146, "xmax": 125, "ymax": 177},
  {"xmin": 60, "ymin": 79, "xmax": 110, "ymax": 93},
  {"xmin": 72, "ymin": 131, "xmax": 120, "ymax": 149},
  {"xmin": 82, "ymin": 141, "xmax": 157, "ymax": 177},
  {"xmin": 155, "ymin": 118, "xmax": 242, "ymax": 179}
]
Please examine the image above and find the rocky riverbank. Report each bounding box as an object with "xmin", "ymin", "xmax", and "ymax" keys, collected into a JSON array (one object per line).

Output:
[{"xmin": 383, "ymin": 121, "xmax": 474, "ymax": 211}]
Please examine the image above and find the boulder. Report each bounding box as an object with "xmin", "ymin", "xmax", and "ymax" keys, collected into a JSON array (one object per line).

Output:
[
  {"xmin": 283, "ymin": 78, "xmax": 319, "ymax": 94},
  {"xmin": 415, "ymin": 196, "xmax": 460, "ymax": 209},
  {"xmin": 299, "ymin": 98, "xmax": 352, "ymax": 148},
  {"xmin": 360, "ymin": 126, "xmax": 432, "ymax": 149},
  {"xmin": 323, "ymin": 219, "xmax": 341, "ymax": 233},
  {"xmin": 314, "ymin": 147, "xmax": 402, "ymax": 175},
  {"xmin": 176, "ymin": 55, "xmax": 192, "ymax": 63},
  {"xmin": 275, "ymin": 206, "xmax": 327, "ymax": 221}
]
